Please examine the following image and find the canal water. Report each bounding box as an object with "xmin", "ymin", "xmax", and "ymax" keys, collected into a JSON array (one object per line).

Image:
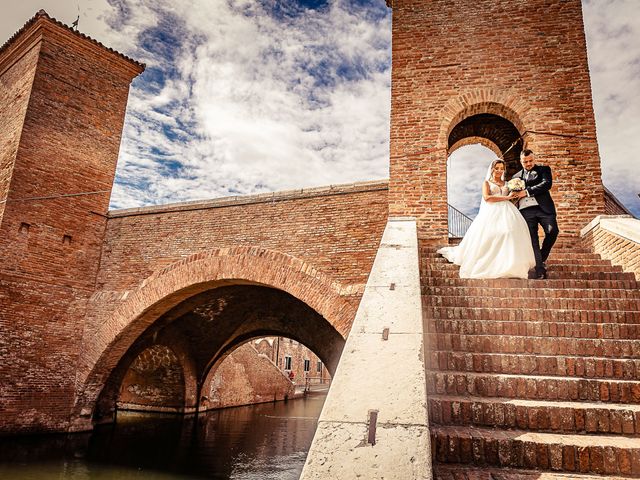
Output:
[{"xmin": 0, "ymin": 394, "xmax": 326, "ymax": 479}]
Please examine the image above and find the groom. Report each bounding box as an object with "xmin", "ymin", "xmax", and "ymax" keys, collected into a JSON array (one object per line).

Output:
[{"xmin": 513, "ymin": 149, "xmax": 559, "ymax": 279}]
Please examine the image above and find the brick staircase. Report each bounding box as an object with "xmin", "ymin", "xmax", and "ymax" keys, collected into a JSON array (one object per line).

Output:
[{"xmin": 421, "ymin": 238, "xmax": 640, "ymax": 479}]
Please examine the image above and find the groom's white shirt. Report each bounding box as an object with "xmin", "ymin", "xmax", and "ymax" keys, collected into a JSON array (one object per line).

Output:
[{"xmin": 519, "ymin": 168, "xmax": 540, "ymax": 210}]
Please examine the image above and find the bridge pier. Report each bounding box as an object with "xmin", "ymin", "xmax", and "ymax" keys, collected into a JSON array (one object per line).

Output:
[{"xmin": 301, "ymin": 217, "xmax": 431, "ymax": 479}]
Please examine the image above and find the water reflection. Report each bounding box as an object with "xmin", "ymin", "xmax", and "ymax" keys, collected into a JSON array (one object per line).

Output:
[{"xmin": 0, "ymin": 394, "xmax": 325, "ymax": 479}]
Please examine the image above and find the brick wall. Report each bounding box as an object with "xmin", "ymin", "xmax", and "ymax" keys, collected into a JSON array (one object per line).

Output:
[
  {"xmin": 0, "ymin": 13, "xmax": 142, "ymax": 434},
  {"xmin": 0, "ymin": 40, "xmax": 39, "ymax": 224},
  {"xmin": 98, "ymin": 182, "xmax": 389, "ymax": 292},
  {"xmin": 389, "ymin": 0, "xmax": 605, "ymax": 239},
  {"xmin": 582, "ymin": 216, "xmax": 640, "ymax": 280},
  {"xmin": 78, "ymin": 182, "xmax": 387, "ymax": 394},
  {"xmin": 202, "ymin": 342, "xmax": 295, "ymax": 410}
]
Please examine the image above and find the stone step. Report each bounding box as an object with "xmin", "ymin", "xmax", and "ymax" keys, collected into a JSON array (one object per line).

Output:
[
  {"xmin": 420, "ymin": 245, "xmax": 593, "ymax": 255},
  {"xmin": 430, "ymin": 425, "xmax": 640, "ymax": 476},
  {"xmin": 423, "ymin": 262, "xmax": 623, "ymax": 273},
  {"xmin": 423, "ymin": 285, "xmax": 640, "ymax": 300},
  {"xmin": 427, "ymin": 319, "xmax": 640, "ymax": 340},
  {"xmin": 422, "ymin": 277, "xmax": 640, "ymax": 290},
  {"xmin": 427, "ymin": 333, "xmax": 640, "ymax": 358},
  {"xmin": 428, "ymin": 395, "xmax": 640, "ymax": 435},
  {"xmin": 427, "ymin": 351, "xmax": 640, "ymax": 380},
  {"xmin": 424, "ymin": 306, "xmax": 640, "ymax": 324},
  {"xmin": 425, "ymin": 253, "xmax": 611, "ymax": 264},
  {"xmin": 423, "ymin": 295, "xmax": 640, "ymax": 311},
  {"xmin": 427, "ymin": 371, "xmax": 640, "ymax": 404},
  {"xmin": 424, "ymin": 255, "xmax": 612, "ymax": 266},
  {"xmin": 433, "ymin": 464, "xmax": 633, "ymax": 479},
  {"xmin": 423, "ymin": 268, "xmax": 635, "ymax": 281}
]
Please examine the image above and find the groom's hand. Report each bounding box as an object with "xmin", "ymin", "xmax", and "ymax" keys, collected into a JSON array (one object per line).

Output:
[{"xmin": 515, "ymin": 190, "xmax": 528, "ymax": 199}]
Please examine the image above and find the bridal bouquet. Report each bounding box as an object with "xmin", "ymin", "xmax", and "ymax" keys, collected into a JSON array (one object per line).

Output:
[{"xmin": 507, "ymin": 178, "xmax": 525, "ymax": 192}]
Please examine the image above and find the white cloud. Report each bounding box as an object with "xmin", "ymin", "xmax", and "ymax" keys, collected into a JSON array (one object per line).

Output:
[
  {"xmin": 106, "ymin": 0, "xmax": 391, "ymax": 208},
  {"xmin": 583, "ymin": 0, "xmax": 640, "ymax": 215},
  {"xmin": 447, "ymin": 145, "xmax": 497, "ymax": 218}
]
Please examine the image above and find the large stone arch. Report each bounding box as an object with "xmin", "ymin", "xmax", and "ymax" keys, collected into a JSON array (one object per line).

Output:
[{"xmin": 71, "ymin": 247, "xmax": 355, "ymax": 431}]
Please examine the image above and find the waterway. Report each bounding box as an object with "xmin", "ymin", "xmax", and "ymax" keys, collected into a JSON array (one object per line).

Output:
[{"xmin": 0, "ymin": 393, "xmax": 326, "ymax": 479}]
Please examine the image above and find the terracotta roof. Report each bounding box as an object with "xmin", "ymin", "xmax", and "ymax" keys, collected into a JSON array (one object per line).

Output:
[{"xmin": 0, "ymin": 9, "xmax": 145, "ymax": 71}]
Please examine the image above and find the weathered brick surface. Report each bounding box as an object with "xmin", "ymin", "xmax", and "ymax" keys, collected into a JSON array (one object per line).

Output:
[
  {"xmin": 73, "ymin": 194, "xmax": 386, "ymax": 427},
  {"xmin": 99, "ymin": 182, "xmax": 388, "ymax": 292},
  {"xmin": 0, "ymin": 39, "xmax": 39, "ymax": 224},
  {"xmin": 389, "ymin": 0, "xmax": 604, "ymax": 239},
  {"xmin": 118, "ymin": 344, "xmax": 185, "ymax": 410},
  {"xmin": 0, "ymin": 13, "xmax": 142, "ymax": 434},
  {"xmin": 604, "ymin": 188, "xmax": 633, "ymax": 216},
  {"xmin": 201, "ymin": 343, "xmax": 295, "ymax": 411},
  {"xmin": 583, "ymin": 223, "xmax": 640, "ymax": 280}
]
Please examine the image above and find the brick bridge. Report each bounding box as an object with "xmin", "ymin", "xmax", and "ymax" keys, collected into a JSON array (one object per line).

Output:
[{"xmin": 1, "ymin": 1, "xmax": 639, "ymax": 479}]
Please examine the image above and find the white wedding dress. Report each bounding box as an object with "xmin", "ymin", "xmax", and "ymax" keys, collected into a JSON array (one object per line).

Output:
[{"xmin": 438, "ymin": 181, "xmax": 536, "ymax": 279}]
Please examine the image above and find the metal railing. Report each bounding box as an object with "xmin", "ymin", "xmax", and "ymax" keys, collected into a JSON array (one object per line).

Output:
[
  {"xmin": 303, "ymin": 376, "xmax": 331, "ymax": 394},
  {"xmin": 448, "ymin": 204, "xmax": 473, "ymax": 238}
]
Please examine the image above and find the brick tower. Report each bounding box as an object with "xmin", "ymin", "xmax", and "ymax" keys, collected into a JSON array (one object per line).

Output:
[
  {"xmin": 387, "ymin": 0, "xmax": 605, "ymax": 239},
  {"xmin": 391, "ymin": 2, "xmax": 640, "ymax": 478},
  {"xmin": 0, "ymin": 11, "xmax": 143, "ymax": 433}
]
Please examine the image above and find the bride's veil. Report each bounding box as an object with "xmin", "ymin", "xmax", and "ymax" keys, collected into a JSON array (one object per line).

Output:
[{"xmin": 478, "ymin": 158, "xmax": 505, "ymax": 211}]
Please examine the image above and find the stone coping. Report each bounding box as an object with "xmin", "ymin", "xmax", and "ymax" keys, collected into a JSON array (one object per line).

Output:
[
  {"xmin": 581, "ymin": 215, "xmax": 640, "ymax": 245},
  {"xmin": 108, "ymin": 179, "xmax": 389, "ymax": 218}
]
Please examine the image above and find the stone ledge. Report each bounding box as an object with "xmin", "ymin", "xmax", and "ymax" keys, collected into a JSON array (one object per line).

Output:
[
  {"xmin": 581, "ymin": 215, "xmax": 640, "ymax": 244},
  {"xmin": 108, "ymin": 179, "xmax": 389, "ymax": 218}
]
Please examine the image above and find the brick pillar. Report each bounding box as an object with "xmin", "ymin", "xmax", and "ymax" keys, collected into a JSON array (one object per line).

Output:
[
  {"xmin": 388, "ymin": 0, "xmax": 605, "ymax": 240},
  {"xmin": 0, "ymin": 11, "xmax": 143, "ymax": 434}
]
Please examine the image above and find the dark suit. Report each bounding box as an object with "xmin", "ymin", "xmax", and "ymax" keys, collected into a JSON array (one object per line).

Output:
[{"xmin": 512, "ymin": 165, "xmax": 559, "ymax": 275}]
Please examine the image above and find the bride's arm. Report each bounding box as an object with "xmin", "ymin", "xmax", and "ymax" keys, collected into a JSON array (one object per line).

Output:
[{"xmin": 482, "ymin": 181, "xmax": 516, "ymax": 202}]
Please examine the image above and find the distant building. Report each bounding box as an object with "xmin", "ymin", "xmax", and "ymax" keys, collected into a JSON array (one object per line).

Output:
[{"xmin": 254, "ymin": 337, "xmax": 331, "ymax": 386}]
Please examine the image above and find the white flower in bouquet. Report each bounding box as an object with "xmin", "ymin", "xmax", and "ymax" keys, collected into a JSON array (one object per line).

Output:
[{"xmin": 507, "ymin": 178, "xmax": 525, "ymax": 192}]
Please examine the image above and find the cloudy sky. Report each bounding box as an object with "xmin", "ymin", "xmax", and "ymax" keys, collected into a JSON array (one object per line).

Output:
[{"xmin": 2, "ymin": 0, "xmax": 639, "ymax": 217}]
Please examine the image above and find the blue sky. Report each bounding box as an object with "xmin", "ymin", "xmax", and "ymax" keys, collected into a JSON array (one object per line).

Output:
[{"xmin": 2, "ymin": 0, "xmax": 639, "ymax": 217}]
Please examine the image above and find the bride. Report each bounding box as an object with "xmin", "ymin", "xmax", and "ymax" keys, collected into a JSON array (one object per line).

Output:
[{"xmin": 438, "ymin": 159, "xmax": 535, "ymax": 279}]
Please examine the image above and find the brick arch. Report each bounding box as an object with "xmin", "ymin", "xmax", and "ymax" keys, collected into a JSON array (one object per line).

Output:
[
  {"xmin": 72, "ymin": 247, "xmax": 355, "ymax": 430},
  {"xmin": 437, "ymin": 89, "xmax": 532, "ymax": 149},
  {"xmin": 448, "ymin": 136, "xmax": 502, "ymax": 157},
  {"xmin": 92, "ymin": 329, "xmax": 199, "ymax": 421}
]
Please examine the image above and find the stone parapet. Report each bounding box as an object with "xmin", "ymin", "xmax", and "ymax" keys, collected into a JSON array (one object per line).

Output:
[
  {"xmin": 581, "ymin": 215, "xmax": 640, "ymax": 280},
  {"xmin": 300, "ymin": 217, "xmax": 431, "ymax": 479},
  {"xmin": 108, "ymin": 180, "xmax": 389, "ymax": 218}
]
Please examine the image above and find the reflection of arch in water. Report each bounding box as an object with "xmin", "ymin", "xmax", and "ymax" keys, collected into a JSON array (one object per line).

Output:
[{"xmin": 72, "ymin": 247, "xmax": 350, "ymax": 429}]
